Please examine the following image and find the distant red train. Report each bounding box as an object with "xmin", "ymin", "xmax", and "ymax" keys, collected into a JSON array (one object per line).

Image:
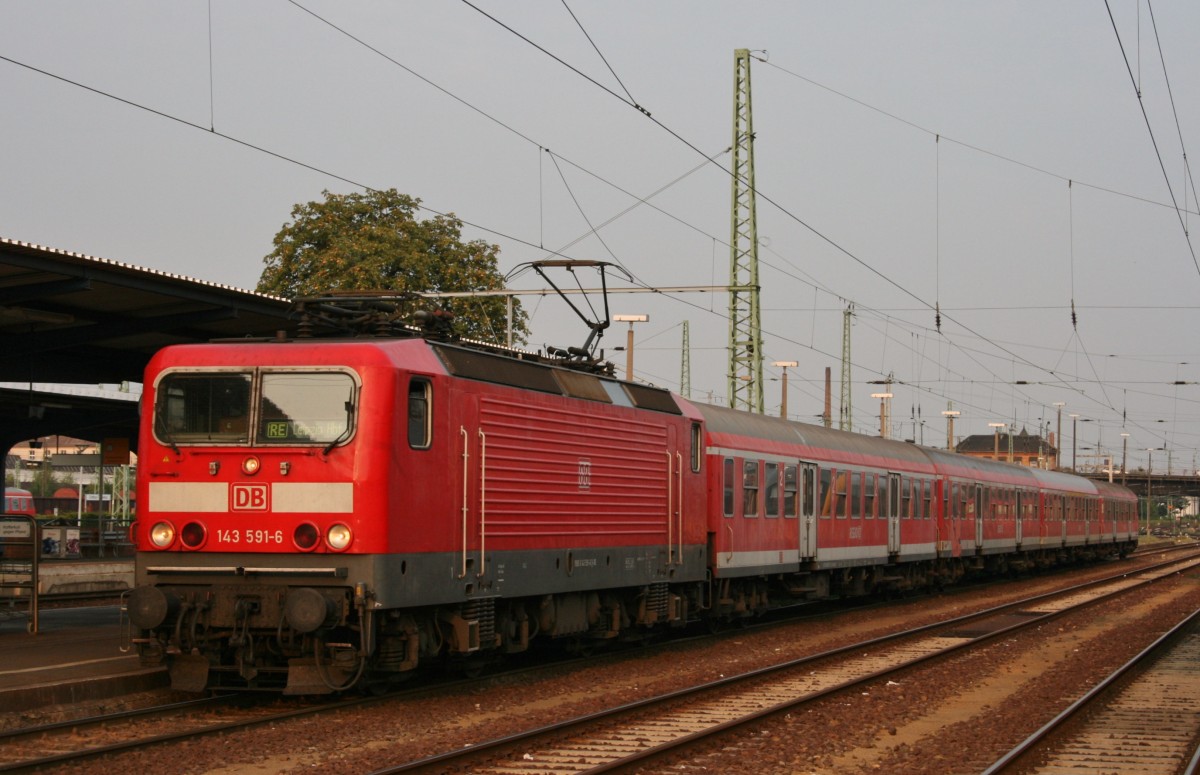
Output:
[
  {"xmin": 124, "ymin": 298, "xmax": 1138, "ymax": 693},
  {"xmin": 4, "ymin": 487, "xmax": 35, "ymax": 516}
]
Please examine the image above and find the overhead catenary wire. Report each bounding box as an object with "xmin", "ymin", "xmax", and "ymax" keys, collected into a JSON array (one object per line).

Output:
[
  {"xmin": 4, "ymin": 6, "xmax": 1188, "ymax": 455},
  {"xmin": 559, "ymin": 0, "xmax": 640, "ymax": 109},
  {"xmin": 449, "ymin": 3, "xmax": 1172, "ymax": 439},
  {"xmin": 1104, "ymin": 0, "xmax": 1200, "ymax": 279},
  {"xmin": 1146, "ymin": 0, "xmax": 1199, "ymax": 237},
  {"xmin": 459, "ymin": 4, "xmax": 1133, "ymax": 420},
  {"xmin": 283, "ymin": 1, "xmax": 1190, "ymax": 443},
  {"xmin": 757, "ymin": 57, "xmax": 1200, "ymax": 219}
]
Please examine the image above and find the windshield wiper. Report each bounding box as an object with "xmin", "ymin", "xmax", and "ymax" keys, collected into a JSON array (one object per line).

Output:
[{"xmin": 322, "ymin": 398, "xmax": 355, "ymax": 455}]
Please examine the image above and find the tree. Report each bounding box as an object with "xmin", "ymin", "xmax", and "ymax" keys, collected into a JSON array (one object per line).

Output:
[
  {"xmin": 27, "ymin": 461, "xmax": 68, "ymax": 498},
  {"xmin": 258, "ymin": 189, "xmax": 528, "ymax": 344}
]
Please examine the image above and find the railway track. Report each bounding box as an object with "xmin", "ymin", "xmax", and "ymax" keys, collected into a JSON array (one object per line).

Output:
[
  {"xmin": 983, "ymin": 606, "xmax": 1200, "ymax": 775},
  {"xmin": 0, "ymin": 691, "xmax": 352, "ymax": 772},
  {"xmin": 2, "ymin": 547, "xmax": 1191, "ymax": 772},
  {"xmin": 374, "ymin": 552, "xmax": 1200, "ymax": 774}
]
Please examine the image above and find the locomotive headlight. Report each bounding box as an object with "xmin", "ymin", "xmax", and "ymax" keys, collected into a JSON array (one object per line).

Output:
[
  {"xmin": 326, "ymin": 523, "xmax": 352, "ymax": 551},
  {"xmin": 149, "ymin": 521, "xmax": 176, "ymax": 549},
  {"xmin": 241, "ymin": 456, "xmax": 261, "ymax": 475}
]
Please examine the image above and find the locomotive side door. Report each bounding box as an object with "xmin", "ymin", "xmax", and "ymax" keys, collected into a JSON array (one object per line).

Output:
[
  {"xmin": 665, "ymin": 424, "xmax": 682, "ymax": 569},
  {"xmin": 454, "ymin": 391, "xmax": 486, "ymax": 582},
  {"xmin": 887, "ymin": 472, "xmax": 902, "ymax": 555},
  {"xmin": 799, "ymin": 462, "xmax": 817, "ymax": 559}
]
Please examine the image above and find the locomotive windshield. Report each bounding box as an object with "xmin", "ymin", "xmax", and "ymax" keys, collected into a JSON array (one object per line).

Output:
[{"xmin": 154, "ymin": 370, "xmax": 356, "ymax": 446}]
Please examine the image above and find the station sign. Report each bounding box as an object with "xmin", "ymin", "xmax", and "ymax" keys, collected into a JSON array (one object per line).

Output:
[{"xmin": 0, "ymin": 520, "xmax": 32, "ymax": 538}]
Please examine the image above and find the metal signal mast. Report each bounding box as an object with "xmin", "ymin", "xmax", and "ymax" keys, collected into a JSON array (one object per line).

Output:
[
  {"xmin": 727, "ymin": 48, "xmax": 763, "ymax": 413},
  {"xmin": 681, "ymin": 320, "xmax": 692, "ymax": 399},
  {"xmin": 839, "ymin": 303, "xmax": 854, "ymax": 431}
]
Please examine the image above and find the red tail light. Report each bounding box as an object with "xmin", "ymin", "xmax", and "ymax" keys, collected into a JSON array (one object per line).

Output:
[
  {"xmin": 180, "ymin": 521, "xmax": 208, "ymax": 550},
  {"xmin": 293, "ymin": 522, "xmax": 320, "ymax": 551}
]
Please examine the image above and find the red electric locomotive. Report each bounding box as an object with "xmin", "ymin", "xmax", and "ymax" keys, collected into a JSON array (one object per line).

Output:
[
  {"xmin": 126, "ymin": 297, "xmax": 707, "ymax": 692},
  {"xmin": 124, "ymin": 292, "xmax": 1137, "ymax": 693}
]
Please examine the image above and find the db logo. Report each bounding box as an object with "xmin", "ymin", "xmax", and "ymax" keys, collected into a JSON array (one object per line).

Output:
[
  {"xmin": 577, "ymin": 459, "xmax": 592, "ymax": 490},
  {"xmin": 231, "ymin": 483, "xmax": 269, "ymax": 511}
]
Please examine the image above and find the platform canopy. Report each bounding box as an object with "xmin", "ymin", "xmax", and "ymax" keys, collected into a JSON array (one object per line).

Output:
[{"xmin": 0, "ymin": 238, "xmax": 294, "ymax": 452}]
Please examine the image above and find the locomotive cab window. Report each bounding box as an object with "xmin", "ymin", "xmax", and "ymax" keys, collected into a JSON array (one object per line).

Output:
[
  {"xmin": 153, "ymin": 369, "xmax": 357, "ymax": 447},
  {"xmin": 259, "ymin": 372, "xmax": 356, "ymax": 445},
  {"xmin": 155, "ymin": 372, "xmax": 252, "ymax": 442}
]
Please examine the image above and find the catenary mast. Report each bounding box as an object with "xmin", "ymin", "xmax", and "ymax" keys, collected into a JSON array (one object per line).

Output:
[{"xmin": 727, "ymin": 48, "xmax": 763, "ymax": 412}]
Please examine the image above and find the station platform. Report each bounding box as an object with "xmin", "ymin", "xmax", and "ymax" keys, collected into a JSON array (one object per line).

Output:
[
  {"xmin": 0, "ymin": 604, "xmax": 166, "ymax": 713},
  {"xmin": 0, "ymin": 558, "xmax": 133, "ymax": 597}
]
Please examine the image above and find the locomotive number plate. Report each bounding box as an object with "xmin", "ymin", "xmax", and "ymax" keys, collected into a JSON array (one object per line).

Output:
[{"xmin": 216, "ymin": 528, "xmax": 285, "ymax": 546}]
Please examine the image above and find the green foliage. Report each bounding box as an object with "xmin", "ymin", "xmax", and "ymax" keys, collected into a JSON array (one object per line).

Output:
[
  {"xmin": 27, "ymin": 463, "xmax": 68, "ymax": 498},
  {"xmin": 258, "ymin": 189, "xmax": 528, "ymax": 344}
]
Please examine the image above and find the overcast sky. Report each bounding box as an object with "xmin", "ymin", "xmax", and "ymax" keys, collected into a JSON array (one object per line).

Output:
[{"xmin": 3, "ymin": 2, "xmax": 1198, "ymax": 472}]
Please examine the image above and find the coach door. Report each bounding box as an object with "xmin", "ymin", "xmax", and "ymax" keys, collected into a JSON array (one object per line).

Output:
[
  {"xmin": 974, "ymin": 484, "xmax": 985, "ymax": 552},
  {"xmin": 887, "ymin": 472, "xmax": 902, "ymax": 554},
  {"xmin": 799, "ymin": 463, "xmax": 818, "ymax": 559},
  {"xmin": 1014, "ymin": 491, "xmax": 1024, "ymax": 548}
]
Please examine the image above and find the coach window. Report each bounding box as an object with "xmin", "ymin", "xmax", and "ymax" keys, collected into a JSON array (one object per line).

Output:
[
  {"xmin": 783, "ymin": 464, "xmax": 798, "ymax": 517},
  {"xmin": 832, "ymin": 471, "xmax": 849, "ymax": 518},
  {"xmin": 723, "ymin": 458, "xmax": 735, "ymax": 517},
  {"xmin": 863, "ymin": 473, "xmax": 876, "ymax": 518},
  {"xmin": 690, "ymin": 423, "xmax": 702, "ymax": 473},
  {"xmin": 819, "ymin": 468, "xmax": 834, "ymax": 518},
  {"xmin": 764, "ymin": 462, "xmax": 780, "ymax": 517},
  {"xmin": 803, "ymin": 465, "xmax": 817, "ymax": 518},
  {"xmin": 407, "ymin": 378, "xmax": 432, "ymax": 449},
  {"xmin": 849, "ymin": 473, "xmax": 862, "ymax": 519},
  {"xmin": 743, "ymin": 460, "xmax": 760, "ymax": 517}
]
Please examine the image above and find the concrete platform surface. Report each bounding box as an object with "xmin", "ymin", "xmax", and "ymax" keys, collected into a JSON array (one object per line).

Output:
[
  {"xmin": 0, "ymin": 604, "xmax": 166, "ymax": 713},
  {"xmin": 0, "ymin": 558, "xmax": 133, "ymax": 597}
]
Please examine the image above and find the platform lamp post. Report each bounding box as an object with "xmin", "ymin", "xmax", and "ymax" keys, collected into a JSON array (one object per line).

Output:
[
  {"xmin": 871, "ymin": 392, "xmax": 893, "ymax": 439},
  {"xmin": 942, "ymin": 408, "xmax": 959, "ymax": 451},
  {"xmin": 772, "ymin": 361, "xmax": 798, "ymax": 419},
  {"xmin": 612, "ymin": 314, "xmax": 649, "ymax": 381},
  {"xmin": 989, "ymin": 422, "xmax": 1006, "ymax": 461}
]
